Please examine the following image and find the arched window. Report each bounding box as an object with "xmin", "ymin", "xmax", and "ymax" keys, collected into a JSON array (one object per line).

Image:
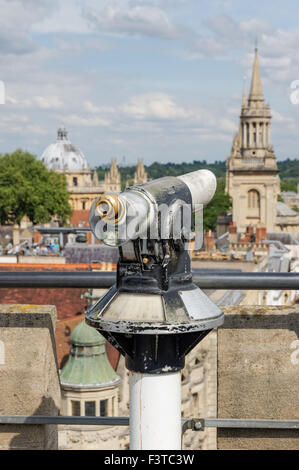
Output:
[
  {"xmin": 248, "ymin": 189, "xmax": 260, "ymax": 218},
  {"xmin": 248, "ymin": 190, "xmax": 260, "ymax": 209}
]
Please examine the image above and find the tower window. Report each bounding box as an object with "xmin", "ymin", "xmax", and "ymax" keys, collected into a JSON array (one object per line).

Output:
[
  {"xmin": 253, "ymin": 123, "xmax": 257, "ymax": 145},
  {"xmin": 71, "ymin": 400, "xmax": 81, "ymax": 416},
  {"xmin": 248, "ymin": 190, "xmax": 260, "ymax": 209},
  {"xmin": 246, "ymin": 123, "xmax": 249, "ymax": 146},
  {"xmin": 85, "ymin": 401, "xmax": 96, "ymax": 416},
  {"xmin": 100, "ymin": 400, "xmax": 108, "ymax": 417},
  {"xmin": 82, "ymin": 201, "xmax": 86, "ymax": 210},
  {"xmin": 73, "ymin": 177, "xmax": 78, "ymax": 186}
]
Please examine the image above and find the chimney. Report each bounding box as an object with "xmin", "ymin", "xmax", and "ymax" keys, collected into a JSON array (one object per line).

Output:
[
  {"xmin": 33, "ymin": 230, "xmax": 42, "ymax": 245},
  {"xmin": 228, "ymin": 222, "xmax": 238, "ymax": 244},
  {"xmin": 205, "ymin": 230, "xmax": 215, "ymax": 252},
  {"xmin": 229, "ymin": 221, "xmax": 237, "ymax": 234},
  {"xmin": 256, "ymin": 223, "xmax": 267, "ymax": 243}
]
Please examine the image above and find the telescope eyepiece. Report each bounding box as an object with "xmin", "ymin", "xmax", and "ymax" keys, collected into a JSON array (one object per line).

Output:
[{"xmin": 95, "ymin": 194, "xmax": 125, "ymax": 224}]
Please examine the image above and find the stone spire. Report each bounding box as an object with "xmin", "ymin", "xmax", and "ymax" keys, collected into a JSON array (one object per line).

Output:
[
  {"xmin": 248, "ymin": 48, "xmax": 264, "ymax": 105},
  {"xmin": 92, "ymin": 169, "xmax": 99, "ymax": 186},
  {"xmin": 242, "ymin": 77, "xmax": 247, "ymax": 108},
  {"xmin": 134, "ymin": 159, "xmax": 148, "ymax": 185},
  {"xmin": 104, "ymin": 159, "xmax": 121, "ymax": 192}
]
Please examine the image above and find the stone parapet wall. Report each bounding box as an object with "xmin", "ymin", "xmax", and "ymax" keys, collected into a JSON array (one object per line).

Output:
[
  {"xmin": 0, "ymin": 304, "xmax": 61, "ymax": 450},
  {"xmin": 217, "ymin": 305, "xmax": 299, "ymax": 450}
]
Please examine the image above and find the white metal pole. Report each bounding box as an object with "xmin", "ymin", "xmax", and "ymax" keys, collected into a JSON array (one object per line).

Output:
[{"xmin": 129, "ymin": 371, "xmax": 181, "ymax": 450}]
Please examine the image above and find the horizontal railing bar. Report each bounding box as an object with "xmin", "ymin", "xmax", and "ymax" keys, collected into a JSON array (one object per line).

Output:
[
  {"xmin": 197, "ymin": 418, "xmax": 299, "ymax": 430},
  {"xmin": 1, "ymin": 416, "xmax": 299, "ymax": 430},
  {"xmin": 35, "ymin": 227, "xmax": 91, "ymax": 233},
  {"xmin": 0, "ymin": 416, "xmax": 129, "ymax": 426},
  {"xmin": 0, "ymin": 271, "xmax": 116, "ymax": 288},
  {"xmin": 0, "ymin": 271, "xmax": 298, "ymax": 290}
]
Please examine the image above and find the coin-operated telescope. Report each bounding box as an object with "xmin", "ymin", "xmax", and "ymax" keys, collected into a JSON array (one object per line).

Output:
[{"xmin": 86, "ymin": 169, "xmax": 224, "ymax": 450}]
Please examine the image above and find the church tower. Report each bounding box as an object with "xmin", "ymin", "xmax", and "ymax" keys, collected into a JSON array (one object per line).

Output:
[{"xmin": 226, "ymin": 48, "xmax": 280, "ymax": 233}]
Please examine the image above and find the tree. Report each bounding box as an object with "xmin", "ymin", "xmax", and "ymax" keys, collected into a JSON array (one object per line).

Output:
[
  {"xmin": 0, "ymin": 150, "xmax": 72, "ymax": 225},
  {"xmin": 203, "ymin": 178, "xmax": 231, "ymax": 232}
]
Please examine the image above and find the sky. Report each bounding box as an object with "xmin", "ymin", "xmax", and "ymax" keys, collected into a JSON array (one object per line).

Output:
[{"xmin": 0, "ymin": 0, "xmax": 299, "ymax": 167}]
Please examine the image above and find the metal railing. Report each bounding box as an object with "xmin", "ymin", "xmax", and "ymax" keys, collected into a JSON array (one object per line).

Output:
[
  {"xmin": 0, "ymin": 416, "xmax": 299, "ymax": 434},
  {"xmin": 0, "ymin": 271, "xmax": 298, "ymax": 290}
]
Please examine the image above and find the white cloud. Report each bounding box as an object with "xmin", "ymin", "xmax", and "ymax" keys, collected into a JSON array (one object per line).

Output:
[
  {"xmin": 55, "ymin": 37, "xmax": 112, "ymax": 54},
  {"xmin": 84, "ymin": 101, "xmax": 116, "ymax": 115},
  {"xmin": 33, "ymin": 96, "xmax": 63, "ymax": 109},
  {"xmin": 84, "ymin": 101, "xmax": 102, "ymax": 114},
  {"xmin": 271, "ymin": 109, "xmax": 294, "ymax": 126},
  {"xmin": 1, "ymin": 113, "xmax": 29, "ymax": 123},
  {"xmin": 31, "ymin": 0, "xmax": 90, "ymax": 34},
  {"xmin": 62, "ymin": 113, "xmax": 111, "ymax": 127},
  {"xmin": 84, "ymin": 2, "xmax": 180, "ymax": 39},
  {"xmin": 26, "ymin": 124, "xmax": 48, "ymax": 135},
  {"xmin": 227, "ymin": 106, "xmax": 241, "ymax": 115},
  {"xmin": 6, "ymin": 95, "xmax": 63, "ymax": 110},
  {"xmin": 0, "ymin": 0, "xmax": 57, "ymax": 55},
  {"xmin": 219, "ymin": 117, "xmax": 237, "ymax": 132},
  {"xmin": 0, "ymin": 2, "xmax": 299, "ymax": 163},
  {"xmin": 198, "ymin": 132, "xmax": 232, "ymax": 142},
  {"xmin": 122, "ymin": 93, "xmax": 192, "ymax": 120}
]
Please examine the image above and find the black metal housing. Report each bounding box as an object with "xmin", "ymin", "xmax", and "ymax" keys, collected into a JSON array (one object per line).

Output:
[{"xmin": 99, "ymin": 329, "xmax": 211, "ymax": 374}]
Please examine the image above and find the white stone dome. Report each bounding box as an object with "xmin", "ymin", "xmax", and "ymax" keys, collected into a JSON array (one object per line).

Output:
[{"xmin": 41, "ymin": 127, "xmax": 89, "ymax": 172}]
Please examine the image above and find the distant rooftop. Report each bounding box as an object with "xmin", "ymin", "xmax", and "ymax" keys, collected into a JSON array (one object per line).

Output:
[
  {"xmin": 267, "ymin": 232, "xmax": 299, "ymax": 245},
  {"xmin": 277, "ymin": 201, "xmax": 298, "ymax": 217}
]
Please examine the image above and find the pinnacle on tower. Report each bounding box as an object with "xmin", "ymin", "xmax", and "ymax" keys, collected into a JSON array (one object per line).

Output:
[
  {"xmin": 242, "ymin": 78, "xmax": 247, "ymax": 108},
  {"xmin": 92, "ymin": 169, "xmax": 99, "ymax": 185},
  {"xmin": 248, "ymin": 48, "xmax": 264, "ymax": 104}
]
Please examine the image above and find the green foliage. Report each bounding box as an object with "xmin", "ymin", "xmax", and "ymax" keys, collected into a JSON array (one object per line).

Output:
[
  {"xmin": 0, "ymin": 150, "xmax": 72, "ymax": 225},
  {"xmin": 280, "ymin": 179, "xmax": 298, "ymax": 192},
  {"xmin": 278, "ymin": 159, "xmax": 299, "ymax": 193},
  {"xmin": 146, "ymin": 160, "xmax": 226, "ymax": 179},
  {"xmin": 203, "ymin": 178, "xmax": 231, "ymax": 231},
  {"xmin": 96, "ymin": 159, "xmax": 299, "ymax": 190},
  {"xmin": 277, "ymin": 159, "xmax": 299, "ymax": 179},
  {"xmin": 96, "ymin": 160, "xmax": 227, "ymax": 190}
]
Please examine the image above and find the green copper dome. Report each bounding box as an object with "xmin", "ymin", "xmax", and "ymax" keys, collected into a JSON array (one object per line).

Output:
[
  {"xmin": 60, "ymin": 320, "xmax": 120, "ymax": 389},
  {"xmin": 70, "ymin": 319, "xmax": 105, "ymax": 347}
]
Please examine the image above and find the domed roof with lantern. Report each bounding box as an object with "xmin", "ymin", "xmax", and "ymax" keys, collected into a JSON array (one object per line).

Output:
[
  {"xmin": 41, "ymin": 126, "xmax": 90, "ymax": 172},
  {"xmin": 60, "ymin": 320, "xmax": 120, "ymax": 389}
]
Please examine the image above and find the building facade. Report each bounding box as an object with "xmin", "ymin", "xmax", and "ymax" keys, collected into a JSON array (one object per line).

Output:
[{"xmin": 226, "ymin": 49, "xmax": 281, "ymax": 233}]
